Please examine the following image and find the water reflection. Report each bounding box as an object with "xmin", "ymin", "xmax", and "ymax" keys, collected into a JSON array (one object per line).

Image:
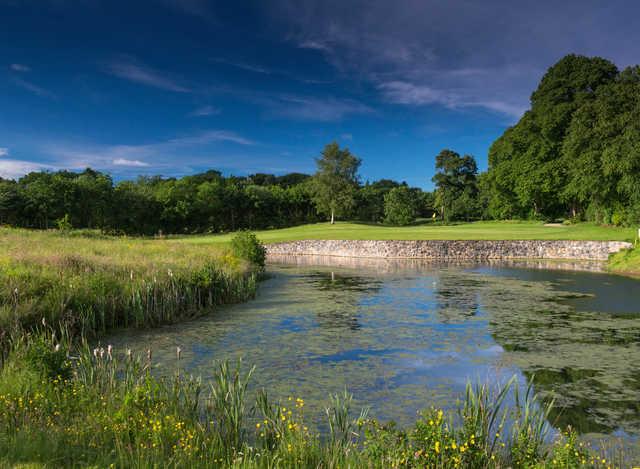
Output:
[{"xmin": 106, "ymin": 258, "xmax": 640, "ymax": 449}]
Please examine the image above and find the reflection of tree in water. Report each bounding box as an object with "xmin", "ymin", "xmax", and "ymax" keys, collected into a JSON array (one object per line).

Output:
[
  {"xmin": 433, "ymin": 274, "xmax": 483, "ymax": 321},
  {"xmin": 482, "ymin": 277, "xmax": 640, "ymax": 436},
  {"xmin": 306, "ymin": 271, "xmax": 383, "ymax": 331}
]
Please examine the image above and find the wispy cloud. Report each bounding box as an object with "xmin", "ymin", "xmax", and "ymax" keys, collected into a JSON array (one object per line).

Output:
[
  {"xmin": 298, "ymin": 40, "xmax": 332, "ymax": 52},
  {"xmin": 0, "ymin": 148, "xmax": 8, "ymax": 157},
  {"xmin": 106, "ymin": 57, "xmax": 190, "ymax": 92},
  {"xmin": 112, "ymin": 158, "xmax": 150, "ymax": 167},
  {"xmin": 43, "ymin": 129, "xmax": 255, "ymax": 174},
  {"xmin": 379, "ymin": 81, "xmax": 526, "ymax": 117},
  {"xmin": 264, "ymin": 95, "xmax": 374, "ymax": 121},
  {"xmin": 211, "ymin": 57, "xmax": 271, "ymax": 74},
  {"xmin": 12, "ymin": 77, "xmax": 56, "ymax": 99},
  {"xmin": 0, "ymin": 159, "xmax": 52, "ymax": 180},
  {"xmin": 10, "ymin": 63, "xmax": 30, "ymax": 72},
  {"xmin": 189, "ymin": 105, "xmax": 221, "ymax": 117},
  {"xmin": 168, "ymin": 130, "xmax": 254, "ymax": 146}
]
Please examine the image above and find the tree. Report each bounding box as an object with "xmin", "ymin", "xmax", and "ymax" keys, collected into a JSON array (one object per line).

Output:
[
  {"xmin": 486, "ymin": 54, "xmax": 619, "ymax": 219},
  {"xmin": 383, "ymin": 186, "xmax": 417, "ymax": 225},
  {"xmin": 432, "ymin": 150, "xmax": 479, "ymax": 222},
  {"xmin": 311, "ymin": 142, "xmax": 361, "ymax": 224}
]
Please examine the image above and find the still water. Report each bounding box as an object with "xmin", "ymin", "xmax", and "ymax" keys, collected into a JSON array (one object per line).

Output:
[{"xmin": 108, "ymin": 257, "xmax": 640, "ymax": 447}]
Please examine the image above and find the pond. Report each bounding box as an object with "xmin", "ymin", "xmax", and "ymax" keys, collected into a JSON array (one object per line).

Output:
[{"xmin": 108, "ymin": 257, "xmax": 640, "ymax": 450}]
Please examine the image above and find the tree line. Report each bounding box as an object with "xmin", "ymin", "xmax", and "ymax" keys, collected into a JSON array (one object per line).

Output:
[
  {"xmin": 0, "ymin": 162, "xmax": 437, "ymax": 234},
  {"xmin": 1, "ymin": 54, "xmax": 638, "ymax": 234}
]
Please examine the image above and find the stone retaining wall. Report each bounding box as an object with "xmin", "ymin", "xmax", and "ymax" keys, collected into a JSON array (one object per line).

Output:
[{"xmin": 266, "ymin": 240, "xmax": 632, "ymax": 261}]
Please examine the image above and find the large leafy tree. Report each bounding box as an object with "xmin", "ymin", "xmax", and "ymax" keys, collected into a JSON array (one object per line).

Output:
[
  {"xmin": 486, "ymin": 54, "xmax": 618, "ymax": 219},
  {"xmin": 311, "ymin": 142, "xmax": 361, "ymax": 224},
  {"xmin": 432, "ymin": 149, "xmax": 479, "ymax": 222},
  {"xmin": 562, "ymin": 65, "xmax": 640, "ymax": 224}
]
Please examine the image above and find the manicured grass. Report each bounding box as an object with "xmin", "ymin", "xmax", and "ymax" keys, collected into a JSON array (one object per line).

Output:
[{"xmin": 179, "ymin": 220, "xmax": 636, "ymax": 245}]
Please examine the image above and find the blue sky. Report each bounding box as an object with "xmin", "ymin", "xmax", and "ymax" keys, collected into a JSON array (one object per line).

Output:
[{"xmin": 1, "ymin": 0, "xmax": 639, "ymax": 189}]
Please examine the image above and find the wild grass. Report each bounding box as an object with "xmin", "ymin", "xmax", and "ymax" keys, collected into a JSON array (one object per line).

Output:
[
  {"xmin": 0, "ymin": 335, "xmax": 625, "ymax": 468},
  {"xmin": 0, "ymin": 227, "xmax": 258, "ymax": 355}
]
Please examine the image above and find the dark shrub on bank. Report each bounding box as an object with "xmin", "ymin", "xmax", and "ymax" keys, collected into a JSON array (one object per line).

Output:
[{"xmin": 231, "ymin": 231, "xmax": 266, "ymax": 270}]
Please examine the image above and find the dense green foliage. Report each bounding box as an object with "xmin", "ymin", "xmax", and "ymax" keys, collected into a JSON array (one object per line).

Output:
[
  {"xmin": 484, "ymin": 54, "xmax": 640, "ymax": 224},
  {"xmin": 230, "ymin": 231, "xmax": 267, "ymax": 270},
  {"xmin": 0, "ymin": 149, "xmax": 434, "ymax": 234},
  {"xmin": 0, "ymin": 169, "xmax": 321, "ymax": 234},
  {"xmin": 0, "ymin": 338, "xmax": 622, "ymax": 468},
  {"xmin": 383, "ymin": 186, "xmax": 418, "ymax": 225}
]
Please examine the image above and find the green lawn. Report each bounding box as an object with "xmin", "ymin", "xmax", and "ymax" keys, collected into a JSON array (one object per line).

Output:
[{"xmin": 178, "ymin": 220, "xmax": 636, "ymax": 245}]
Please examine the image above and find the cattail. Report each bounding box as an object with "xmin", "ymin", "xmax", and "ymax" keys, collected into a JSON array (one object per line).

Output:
[{"xmin": 176, "ymin": 346, "xmax": 182, "ymax": 361}]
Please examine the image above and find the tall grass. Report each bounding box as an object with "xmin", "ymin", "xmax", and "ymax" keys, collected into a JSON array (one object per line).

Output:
[
  {"xmin": 0, "ymin": 228, "xmax": 258, "ymax": 355},
  {"xmin": 0, "ymin": 336, "xmax": 623, "ymax": 468}
]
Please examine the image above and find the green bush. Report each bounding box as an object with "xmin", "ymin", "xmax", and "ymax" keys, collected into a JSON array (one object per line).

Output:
[
  {"xmin": 231, "ymin": 231, "xmax": 266, "ymax": 269},
  {"xmin": 383, "ymin": 187, "xmax": 417, "ymax": 226}
]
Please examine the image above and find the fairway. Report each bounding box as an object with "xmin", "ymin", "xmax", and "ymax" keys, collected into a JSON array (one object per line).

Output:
[{"xmin": 179, "ymin": 221, "xmax": 636, "ymax": 245}]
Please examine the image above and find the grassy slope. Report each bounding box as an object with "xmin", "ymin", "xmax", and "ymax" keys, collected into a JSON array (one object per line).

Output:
[
  {"xmin": 180, "ymin": 220, "xmax": 635, "ymax": 245},
  {"xmin": 0, "ymin": 228, "xmax": 256, "ymax": 341}
]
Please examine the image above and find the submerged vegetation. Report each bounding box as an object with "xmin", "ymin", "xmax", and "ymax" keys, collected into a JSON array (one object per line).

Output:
[
  {"xmin": 0, "ymin": 227, "xmax": 259, "ymax": 356},
  {"xmin": 0, "ymin": 336, "xmax": 623, "ymax": 468}
]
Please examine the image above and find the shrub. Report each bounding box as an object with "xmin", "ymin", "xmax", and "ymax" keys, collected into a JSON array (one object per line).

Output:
[
  {"xmin": 383, "ymin": 187, "xmax": 417, "ymax": 226},
  {"xmin": 56, "ymin": 214, "xmax": 73, "ymax": 231},
  {"xmin": 230, "ymin": 231, "xmax": 266, "ymax": 269}
]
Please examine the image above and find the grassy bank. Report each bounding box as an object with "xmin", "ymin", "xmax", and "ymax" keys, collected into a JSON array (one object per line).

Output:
[
  {"xmin": 0, "ymin": 228, "xmax": 258, "ymax": 354},
  {"xmin": 0, "ymin": 338, "xmax": 622, "ymax": 468},
  {"xmin": 608, "ymin": 242, "xmax": 640, "ymax": 276},
  {"xmin": 181, "ymin": 221, "xmax": 635, "ymax": 245}
]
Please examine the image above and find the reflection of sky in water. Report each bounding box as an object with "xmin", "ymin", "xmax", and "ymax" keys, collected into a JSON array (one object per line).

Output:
[{"xmin": 106, "ymin": 261, "xmax": 640, "ymax": 450}]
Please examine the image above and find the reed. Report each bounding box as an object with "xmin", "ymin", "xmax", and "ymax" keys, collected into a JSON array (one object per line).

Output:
[
  {"xmin": 0, "ymin": 338, "xmax": 623, "ymax": 468},
  {"xmin": 0, "ymin": 228, "xmax": 258, "ymax": 354}
]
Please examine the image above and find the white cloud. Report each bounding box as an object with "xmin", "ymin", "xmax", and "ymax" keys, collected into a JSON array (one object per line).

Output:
[
  {"xmin": 107, "ymin": 58, "xmax": 190, "ymax": 92},
  {"xmin": 189, "ymin": 105, "xmax": 221, "ymax": 117},
  {"xmin": 168, "ymin": 130, "xmax": 254, "ymax": 146},
  {"xmin": 0, "ymin": 159, "xmax": 52, "ymax": 180},
  {"xmin": 10, "ymin": 63, "xmax": 30, "ymax": 72},
  {"xmin": 43, "ymin": 129, "xmax": 255, "ymax": 174},
  {"xmin": 112, "ymin": 158, "xmax": 150, "ymax": 167},
  {"xmin": 379, "ymin": 81, "xmax": 526, "ymax": 118},
  {"xmin": 298, "ymin": 40, "xmax": 331, "ymax": 52},
  {"xmin": 0, "ymin": 148, "xmax": 8, "ymax": 157}
]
